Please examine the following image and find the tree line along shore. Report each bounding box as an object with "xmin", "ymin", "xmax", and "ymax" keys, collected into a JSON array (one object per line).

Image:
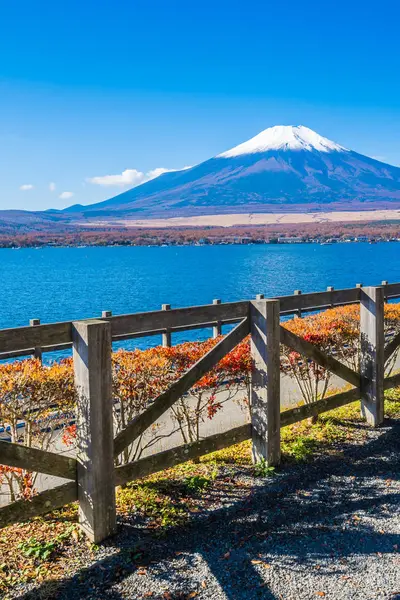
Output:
[{"xmin": 1, "ymin": 220, "xmax": 400, "ymax": 248}]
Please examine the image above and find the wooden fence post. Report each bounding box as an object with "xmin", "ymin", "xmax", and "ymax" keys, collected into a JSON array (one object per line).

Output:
[
  {"xmin": 360, "ymin": 286, "xmax": 385, "ymax": 427},
  {"xmin": 72, "ymin": 319, "xmax": 116, "ymax": 542},
  {"xmin": 294, "ymin": 290, "xmax": 301, "ymax": 318},
  {"xmin": 381, "ymin": 280, "xmax": 388, "ymax": 302},
  {"xmin": 29, "ymin": 319, "xmax": 42, "ymax": 362},
  {"xmin": 162, "ymin": 304, "xmax": 171, "ymax": 347},
  {"xmin": 212, "ymin": 299, "xmax": 222, "ymax": 338},
  {"xmin": 250, "ymin": 298, "xmax": 281, "ymax": 466},
  {"xmin": 327, "ymin": 286, "xmax": 334, "ymax": 307}
]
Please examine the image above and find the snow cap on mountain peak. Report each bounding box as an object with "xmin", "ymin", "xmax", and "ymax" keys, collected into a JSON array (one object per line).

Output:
[{"xmin": 217, "ymin": 125, "xmax": 347, "ymax": 158}]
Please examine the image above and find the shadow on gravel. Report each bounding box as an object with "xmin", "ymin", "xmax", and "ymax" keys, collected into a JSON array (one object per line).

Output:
[{"xmin": 16, "ymin": 418, "xmax": 400, "ymax": 600}]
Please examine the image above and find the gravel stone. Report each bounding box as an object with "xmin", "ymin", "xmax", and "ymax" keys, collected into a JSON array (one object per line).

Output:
[{"xmin": 11, "ymin": 418, "xmax": 400, "ymax": 600}]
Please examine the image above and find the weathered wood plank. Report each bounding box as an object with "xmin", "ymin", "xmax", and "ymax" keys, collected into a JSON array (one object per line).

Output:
[
  {"xmin": 280, "ymin": 325, "xmax": 360, "ymax": 388},
  {"xmin": 276, "ymin": 287, "xmax": 360, "ymax": 313},
  {"xmin": 280, "ymin": 387, "xmax": 360, "ymax": 427},
  {"xmin": 0, "ymin": 481, "xmax": 77, "ymax": 529},
  {"xmin": 250, "ymin": 299, "xmax": 281, "ymax": 467},
  {"xmin": 0, "ymin": 441, "xmax": 77, "ymax": 480},
  {"xmin": 73, "ymin": 320, "xmax": 116, "ymax": 543},
  {"xmin": 107, "ymin": 301, "xmax": 249, "ymax": 337},
  {"xmin": 385, "ymin": 282, "xmax": 400, "ymax": 297},
  {"xmin": 384, "ymin": 330, "xmax": 400, "ymax": 363},
  {"xmin": 113, "ymin": 317, "xmax": 250, "ymax": 457},
  {"xmin": 111, "ymin": 321, "xmax": 234, "ymax": 343},
  {"xmin": 0, "ymin": 348, "xmax": 35, "ymax": 360},
  {"xmin": 0, "ymin": 321, "xmax": 72, "ymax": 354},
  {"xmin": 0, "ymin": 320, "xmax": 245, "ymax": 357},
  {"xmin": 170, "ymin": 319, "xmax": 241, "ymax": 333},
  {"xmin": 0, "ymin": 340, "xmax": 73, "ymax": 360},
  {"xmin": 115, "ymin": 424, "xmax": 251, "ymax": 486},
  {"xmin": 360, "ymin": 287, "xmax": 385, "ymax": 426},
  {"xmin": 280, "ymin": 303, "xmax": 356, "ymax": 318},
  {"xmin": 0, "ymin": 302, "xmax": 247, "ymax": 354},
  {"xmin": 42, "ymin": 342, "xmax": 72, "ymax": 353}
]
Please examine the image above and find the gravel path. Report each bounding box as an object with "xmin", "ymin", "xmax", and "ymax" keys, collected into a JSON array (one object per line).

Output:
[{"xmin": 15, "ymin": 418, "xmax": 400, "ymax": 600}]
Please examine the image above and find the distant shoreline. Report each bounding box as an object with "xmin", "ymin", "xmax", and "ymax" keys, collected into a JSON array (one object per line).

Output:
[{"xmin": 1, "ymin": 210, "xmax": 399, "ymax": 248}]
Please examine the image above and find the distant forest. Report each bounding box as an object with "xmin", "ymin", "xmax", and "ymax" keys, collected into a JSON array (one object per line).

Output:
[{"xmin": 0, "ymin": 219, "xmax": 400, "ymax": 247}]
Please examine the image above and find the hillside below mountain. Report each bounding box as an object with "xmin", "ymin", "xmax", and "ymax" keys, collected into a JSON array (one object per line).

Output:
[{"xmin": 63, "ymin": 125, "xmax": 400, "ymax": 219}]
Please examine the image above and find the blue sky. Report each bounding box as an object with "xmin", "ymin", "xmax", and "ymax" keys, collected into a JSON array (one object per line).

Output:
[{"xmin": 1, "ymin": 0, "xmax": 399, "ymax": 211}]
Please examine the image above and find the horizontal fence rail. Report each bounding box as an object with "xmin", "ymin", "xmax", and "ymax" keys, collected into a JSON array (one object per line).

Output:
[
  {"xmin": 115, "ymin": 424, "xmax": 252, "ymax": 486},
  {"xmin": 0, "ymin": 481, "xmax": 77, "ymax": 529},
  {"xmin": 1, "ymin": 281, "xmax": 400, "ymax": 542},
  {"xmin": 0, "ymin": 441, "xmax": 77, "ymax": 480}
]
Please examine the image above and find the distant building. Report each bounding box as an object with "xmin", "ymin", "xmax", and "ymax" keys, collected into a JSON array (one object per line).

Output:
[{"xmin": 277, "ymin": 237, "xmax": 303, "ymax": 244}]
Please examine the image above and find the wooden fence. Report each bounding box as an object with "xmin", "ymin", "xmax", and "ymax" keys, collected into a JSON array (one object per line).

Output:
[{"xmin": 1, "ymin": 281, "xmax": 400, "ymax": 542}]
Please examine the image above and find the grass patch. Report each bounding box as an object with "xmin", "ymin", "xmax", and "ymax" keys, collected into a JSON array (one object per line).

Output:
[
  {"xmin": 200, "ymin": 439, "xmax": 252, "ymax": 465},
  {"xmin": 116, "ymin": 461, "xmax": 219, "ymax": 529},
  {"xmin": 118, "ymin": 483, "xmax": 188, "ymax": 528}
]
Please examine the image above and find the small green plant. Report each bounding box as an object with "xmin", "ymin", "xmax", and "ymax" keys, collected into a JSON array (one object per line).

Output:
[
  {"xmin": 17, "ymin": 526, "xmax": 75, "ymax": 562},
  {"xmin": 18, "ymin": 538, "xmax": 56, "ymax": 561},
  {"xmin": 184, "ymin": 466, "xmax": 217, "ymax": 493},
  {"xmin": 184, "ymin": 474, "xmax": 211, "ymax": 492},
  {"xmin": 254, "ymin": 458, "xmax": 276, "ymax": 477},
  {"xmin": 282, "ymin": 436, "xmax": 317, "ymax": 462}
]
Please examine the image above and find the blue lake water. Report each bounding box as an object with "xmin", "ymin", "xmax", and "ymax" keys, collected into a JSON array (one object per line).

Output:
[{"xmin": 1, "ymin": 243, "xmax": 399, "ymax": 357}]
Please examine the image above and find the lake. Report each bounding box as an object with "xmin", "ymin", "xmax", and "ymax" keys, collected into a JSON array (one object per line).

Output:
[{"xmin": 1, "ymin": 243, "xmax": 399, "ymax": 356}]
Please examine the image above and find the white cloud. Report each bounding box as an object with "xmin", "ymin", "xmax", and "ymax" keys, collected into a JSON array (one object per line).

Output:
[
  {"xmin": 87, "ymin": 165, "xmax": 192, "ymax": 188},
  {"xmin": 59, "ymin": 191, "xmax": 74, "ymax": 199},
  {"xmin": 88, "ymin": 169, "xmax": 148, "ymax": 188},
  {"xmin": 19, "ymin": 184, "xmax": 34, "ymax": 191},
  {"xmin": 49, "ymin": 182, "xmax": 56, "ymax": 192}
]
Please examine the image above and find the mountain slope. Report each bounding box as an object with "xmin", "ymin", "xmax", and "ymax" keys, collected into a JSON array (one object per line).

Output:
[{"xmin": 66, "ymin": 125, "xmax": 400, "ymax": 218}]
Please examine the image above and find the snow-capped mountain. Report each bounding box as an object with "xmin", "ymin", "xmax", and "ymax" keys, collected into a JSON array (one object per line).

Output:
[
  {"xmin": 65, "ymin": 125, "xmax": 400, "ymax": 217},
  {"xmin": 217, "ymin": 125, "xmax": 346, "ymax": 156}
]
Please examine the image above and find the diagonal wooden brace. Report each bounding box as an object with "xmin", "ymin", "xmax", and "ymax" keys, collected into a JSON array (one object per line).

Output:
[
  {"xmin": 113, "ymin": 317, "xmax": 250, "ymax": 458},
  {"xmin": 280, "ymin": 325, "xmax": 360, "ymax": 388}
]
